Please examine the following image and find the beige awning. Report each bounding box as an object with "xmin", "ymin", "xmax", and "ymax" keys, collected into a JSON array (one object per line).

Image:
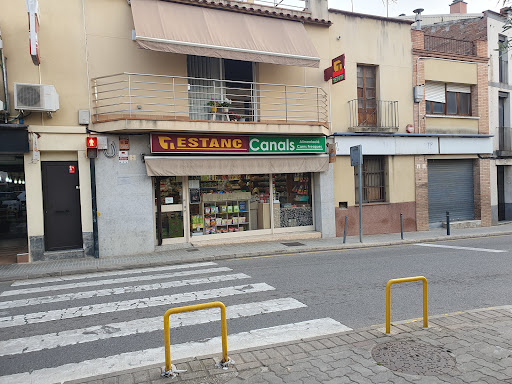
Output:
[
  {"xmin": 131, "ymin": 0, "xmax": 320, "ymax": 68},
  {"xmin": 145, "ymin": 155, "xmax": 329, "ymax": 176}
]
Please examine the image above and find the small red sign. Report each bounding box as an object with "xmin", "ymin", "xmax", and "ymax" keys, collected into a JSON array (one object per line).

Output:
[
  {"xmin": 332, "ymin": 54, "xmax": 345, "ymax": 84},
  {"xmin": 69, "ymin": 165, "xmax": 75, "ymax": 174}
]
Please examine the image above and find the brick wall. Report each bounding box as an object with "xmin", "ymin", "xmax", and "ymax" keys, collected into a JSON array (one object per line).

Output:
[
  {"xmin": 422, "ymin": 17, "xmax": 487, "ymax": 42},
  {"xmin": 415, "ymin": 155, "xmax": 429, "ymax": 230},
  {"xmin": 474, "ymin": 158, "xmax": 492, "ymax": 226}
]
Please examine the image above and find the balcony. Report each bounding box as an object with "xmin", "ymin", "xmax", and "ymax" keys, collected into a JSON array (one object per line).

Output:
[
  {"xmin": 91, "ymin": 73, "xmax": 329, "ymax": 136},
  {"xmin": 424, "ymin": 35, "xmax": 475, "ymax": 56},
  {"xmin": 497, "ymin": 126, "xmax": 512, "ymax": 156},
  {"xmin": 347, "ymin": 99, "xmax": 399, "ymax": 132}
]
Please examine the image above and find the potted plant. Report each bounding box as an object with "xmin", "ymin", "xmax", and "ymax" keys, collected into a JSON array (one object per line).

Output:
[
  {"xmin": 221, "ymin": 99, "xmax": 232, "ymax": 113},
  {"xmin": 228, "ymin": 111, "xmax": 241, "ymax": 121},
  {"xmin": 207, "ymin": 99, "xmax": 221, "ymax": 113}
]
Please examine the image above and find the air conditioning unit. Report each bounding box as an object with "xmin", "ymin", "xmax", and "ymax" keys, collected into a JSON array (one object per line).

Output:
[{"xmin": 14, "ymin": 83, "xmax": 59, "ymax": 112}]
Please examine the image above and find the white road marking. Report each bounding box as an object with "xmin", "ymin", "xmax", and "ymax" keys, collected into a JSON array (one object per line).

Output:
[
  {"xmin": 0, "ymin": 298, "xmax": 307, "ymax": 356},
  {"xmin": 9, "ymin": 261, "xmax": 218, "ymax": 287},
  {"xmin": 0, "ymin": 318, "xmax": 351, "ymax": 384},
  {"xmin": 0, "ymin": 271, "xmax": 241, "ymax": 309},
  {"xmin": 2, "ymin": 267, "xmax": 232, "ymax": 297},
  {"xmin": 415, "ymin": 243, "xmax": 507, "ymax": 253},
  {"xmin": 0, "ymin": 283, "xmax": 274, "ymax": 328}
]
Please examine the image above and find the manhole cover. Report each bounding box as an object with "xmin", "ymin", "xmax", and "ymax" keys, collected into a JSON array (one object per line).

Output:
[
  {"xmin": 186, "ymin": 248, "xmax": 199, "ymax": 252},
  {"xmin": 281, "ymin": 242, "xmax": 305, "ymax": 247},
  {"xmin": 371, "ymin": 340, "xmax": 456, "ymax": 376}
]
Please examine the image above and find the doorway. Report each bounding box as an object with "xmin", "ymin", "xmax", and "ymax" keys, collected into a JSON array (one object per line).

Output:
[
  {"xmin": 187, "ymin": 56, "xmax": 254, "ymax": 121},
  {"xmin": 42, "ymin": 162, "xmax": 83, "ymax": 251},
  {"xmin": 156, "ymin": 176, "xmax": 187, "ymax": 245},
  {"xmin": 357, "ymin": 65, "xmax": 377, "ymax": 127},
  {"xmin": 0, "ymin": 155, "xmax": 27, "ymax": 264}
]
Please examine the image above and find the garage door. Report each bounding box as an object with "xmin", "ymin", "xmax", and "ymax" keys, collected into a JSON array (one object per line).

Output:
[{"xmin": 428, "ymin": 159, "xmax": 474, "ymax": 223}]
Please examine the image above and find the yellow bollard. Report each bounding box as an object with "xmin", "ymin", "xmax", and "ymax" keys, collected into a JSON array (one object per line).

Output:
[
  {"xmin": 163, "ymin": 301, "xmax": 229, "ymax": 374},
  {"xmin": 386, "ymin": 276, "xmax": 428, "ymax": 333}
]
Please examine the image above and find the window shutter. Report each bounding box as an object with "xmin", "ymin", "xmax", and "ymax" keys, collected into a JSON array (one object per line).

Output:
[
  {"xmin": 446, "ymin": 84, "xmax": 471, "ymax": 93},
  {"xmin": 425, "ymin": 82, "xmax": 446, "ymax": 103}
]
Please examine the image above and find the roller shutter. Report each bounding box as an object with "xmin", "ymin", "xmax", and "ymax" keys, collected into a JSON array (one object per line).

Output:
[{"xmin": 428, "ymin": 159, "xmax": 474, "ymax": 223}]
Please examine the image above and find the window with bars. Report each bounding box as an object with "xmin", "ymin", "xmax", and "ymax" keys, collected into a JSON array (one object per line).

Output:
[{"xmin": 354, "ymin": 156, "xmax": 386, "ymax": 203}]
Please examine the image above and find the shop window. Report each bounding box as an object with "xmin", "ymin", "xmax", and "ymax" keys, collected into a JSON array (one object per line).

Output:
[
  {"xmin": 355, "ymin": 156, "xmax": 386, "ymax": 203},
  {"xmin": 273, "ymin": 173, "xmax": 313, "ymax": 228},
  {"xmin": 188, "ymin": 174, "xmax": 270, "ymax": 236}
]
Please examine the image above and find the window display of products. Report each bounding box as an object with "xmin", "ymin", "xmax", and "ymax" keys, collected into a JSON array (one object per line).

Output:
[
  {"xmin": 188, "ymin": 174, "xmax": 270, "ymax": 236},
  {"xmin": 273, "ymin": 173, "xmax": 313, "ymax": 228},
  {"xmin": 155, "ymin": 172, "xmax": 313, "ymax": 243}
]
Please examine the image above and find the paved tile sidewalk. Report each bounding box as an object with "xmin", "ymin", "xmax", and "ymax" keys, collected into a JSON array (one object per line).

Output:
[
  {"xmin": 67, "ymin": 306, "xmax": 512, "ymax": 384},
  {"xmin": 1, "ymin": 222, "xmax": 512, "ymax": 283}
]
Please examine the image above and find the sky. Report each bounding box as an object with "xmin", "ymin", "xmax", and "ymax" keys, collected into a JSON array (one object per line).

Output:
[{"xmin": 327, "ymin": 0, "xmax": 505, "ymax": 18}]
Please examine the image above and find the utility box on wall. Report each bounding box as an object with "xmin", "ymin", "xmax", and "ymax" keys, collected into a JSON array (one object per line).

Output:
[{"xmin": 414, "ymin": 85, "xmax": 424, "ymax": 103}]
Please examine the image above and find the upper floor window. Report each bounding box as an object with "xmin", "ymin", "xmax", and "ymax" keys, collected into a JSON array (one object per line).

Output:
[
  {"xmin": 425, "ymin": 82, "xmax": 471, "ymax": 116},
  {"xmin": 499, "ymin": 35, "xmax": 508, "ymax": 84},
  {"xmin": 357, "ymin": 65, "xmax": 377, "ymax": 126}
]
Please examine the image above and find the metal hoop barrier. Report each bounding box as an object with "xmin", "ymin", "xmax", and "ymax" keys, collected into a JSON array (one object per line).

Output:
[
  {"xmin": 386, "ymin": 276, "xmax": 428, "ymax": 334},
  {"xmin": 163, "ymin": 301, "xmax": 229, "ymax": 376}
]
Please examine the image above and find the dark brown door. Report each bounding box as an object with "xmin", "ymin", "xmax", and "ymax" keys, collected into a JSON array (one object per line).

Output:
[
  {"xmin": 42, "ymin": 162, "xmax": 83, "ymax": 251},
  {"xmin": 357, "ymin": 65, "xmax": 377, "ymax": 127}
]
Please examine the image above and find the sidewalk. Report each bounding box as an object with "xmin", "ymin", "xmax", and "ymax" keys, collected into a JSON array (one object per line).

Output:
[
  {"xmin": 1, "ymin": 222, "xmax": 512, "ymax": 283},
  {"xmin": 67, "ymin": 305, "xmax": 512, "ymax": 384}
]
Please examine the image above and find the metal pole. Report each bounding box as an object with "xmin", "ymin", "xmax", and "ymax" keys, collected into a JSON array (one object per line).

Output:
[
  {"xmin": 343, "ymin": 216, "xmax": 348, "ymax": 244},
  {"xmin": 446, "ymin": 211, "xmax": 450, "ymax": 236},
  {"xmin": 400, "ymin": 213, "xmax": 404, "ymax": 240},
  {"xmin": 89, "ymin": 156, "xmax": 99, "ymax": 258},
  {"xmin": 358, "ymin": 162, "xmax": 363, "ymax": 243}
]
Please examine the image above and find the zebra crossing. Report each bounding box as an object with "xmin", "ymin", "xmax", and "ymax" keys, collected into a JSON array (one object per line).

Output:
[{"xmin": 0, "ymin": 261, "xmax": 351, "ymax": 384}]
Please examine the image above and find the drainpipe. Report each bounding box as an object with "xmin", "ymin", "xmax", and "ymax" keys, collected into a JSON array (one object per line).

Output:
[
  {"xmin": 88, "ymin": 127, "xmax": 99, "ymax": 258},
  {"xmin": 0, "ymin": 27, "xmax": 10, "ymax": 123}
]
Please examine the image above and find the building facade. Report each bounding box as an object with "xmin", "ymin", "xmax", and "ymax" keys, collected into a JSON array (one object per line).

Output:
[
  {"xmin": 412, "ymin": 14, "xmax": 492, "ymax": 229},
  {"xmin": 0, "ymin": 0, "xmax": 337, "ymax": 262}
]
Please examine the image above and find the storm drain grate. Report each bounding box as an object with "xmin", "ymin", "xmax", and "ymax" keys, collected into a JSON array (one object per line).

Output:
[
  {"xmin": 371, "ymin": 340, "xmax": 456, "ymax": 376},
  {"xmin": 281, "ymin": 242, "xmax": 305, "ymax": 247},
  {"xmin": 186, "ymin": 248, "xmax": 199, "ymax": 252}
]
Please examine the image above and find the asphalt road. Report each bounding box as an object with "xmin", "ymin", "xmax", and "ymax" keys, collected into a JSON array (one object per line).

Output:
[
  {"xmin": 218, "ymin": 234, "xmax": 512, "ymax": 328},
  {"xmin": 0, "ymin": 234, "xmax": 510, "ymax": 382}
]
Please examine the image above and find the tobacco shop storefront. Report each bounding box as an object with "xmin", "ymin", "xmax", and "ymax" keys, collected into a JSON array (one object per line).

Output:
[{"xmin": 145, "ymin": 133, "xmax": 330, "ymax": 246}]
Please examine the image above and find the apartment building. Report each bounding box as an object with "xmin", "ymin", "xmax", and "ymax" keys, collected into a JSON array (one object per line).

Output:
[
  {"xmin": 326, "ymin": 10, "xmax": 419, "ymax": 236},
  {"xmin": 0, "ymin": 0, "xmax": 335, "ymax": 262},
  {"xmin": 411, "ymin": 4, "xmax": 493, "ymax": 229},
  {"xmin": 414, "ymin": 2, "xmax": 512, "ymax": 225}
]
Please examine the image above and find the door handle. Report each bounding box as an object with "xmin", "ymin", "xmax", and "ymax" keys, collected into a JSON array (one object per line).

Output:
[{"xmin": 56, "ymin": 209, "xmax": 70, "ymax": 213}]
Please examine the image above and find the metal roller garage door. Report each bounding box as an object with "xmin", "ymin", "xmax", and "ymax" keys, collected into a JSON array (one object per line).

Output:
[{"xmin": 428, "ymin": 159, "xmax": 474, "ymax": 223}]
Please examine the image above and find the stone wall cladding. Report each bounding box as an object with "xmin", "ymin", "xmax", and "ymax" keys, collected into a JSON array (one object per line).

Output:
[
  {"xmin": 335, "ymin": 201, "xmax": 416, "ymax": 236},
  {"xmin": 476, "ymin": 158, "xmax": 492, "ymax": 226},
  {"xmin": 414, "ymin": 156, "xmax": 429, "ymax": 231}
]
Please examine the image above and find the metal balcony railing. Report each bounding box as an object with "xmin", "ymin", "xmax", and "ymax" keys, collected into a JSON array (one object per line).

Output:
[
  {"xmin": 348, "ymin": 99, "xmax": 399, "ymax": 132},
  {"xmin": 91, "ymin": 73, "xmax": 328, "ymax": 125},
  {"xmin": 497, "ymin": 126, "xmax": 512, "ymax": 152},
  {"xmin": 424, "ymin": 35, "xmax": 475, "ymax": 56}
]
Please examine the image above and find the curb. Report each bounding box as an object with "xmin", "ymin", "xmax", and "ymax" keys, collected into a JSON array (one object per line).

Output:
[
  {"xmin": 62, "ymin": 305, "xmax": 512, "ymax": 384},
  {"xmin": 1, "ymin": 230, "xmax": 511, "ymax": 283}
]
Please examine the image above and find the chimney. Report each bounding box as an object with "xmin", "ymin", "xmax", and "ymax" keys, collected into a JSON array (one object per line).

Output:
[
  {"xmin": 413, "ymin": 8, "xmax": 424, "ymax": 30},
  {"xmin": 450, "ymin": 0, "xmax": 467, "ymax": 14}
]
